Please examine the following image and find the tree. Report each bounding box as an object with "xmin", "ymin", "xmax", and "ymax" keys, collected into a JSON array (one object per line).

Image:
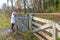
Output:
[
  {"xmin": 10, "ymin": 0, "xmax": 13, "ymax": 9},
  {"xmin": 2, "ymin": 3, "xmax": 7, "ymax": 9},
  {"xmin": 7, "ymin": 0, "xmax": 9, "ymax": 9}
]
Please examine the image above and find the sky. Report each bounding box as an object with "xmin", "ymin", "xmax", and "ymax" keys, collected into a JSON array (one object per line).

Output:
[
  {"xmin": 0, "ymin": 0, "xmax": 16, "ymax": 8},
  {"xmin": 0, "ymin": 0, "xmax": 7, "ymax": 8},
  {"xmin": 0, "ymin": 0, "xmax": 31, "ymax": 8}
]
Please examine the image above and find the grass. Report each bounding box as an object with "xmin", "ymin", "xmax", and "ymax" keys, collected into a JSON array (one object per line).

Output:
[
  {"xmin": 0, "ymin": 31, "xmax": 60, "ymax": 40},
  {"xmin": 0, "ymin": 21, "xmax": 10, "ymax": 29},
  {"xmin": 38, "ymin": 15, "xmax": 55, "ymax": 21},
  {"xmin": 0, "ymin": 32, "xmax": 60, "ymax": 40},
  {"xmin": 56, "ymin": 37, "xmax": 60, "ymax": 40},
  {"xmin": 0, "ymin": 11, "xmax": 10, "ymax": 29},
  {"xmin": 14, "ymin": 31, "xmax": 38, "ymax": 40},
  {"xmin": 0, "ymin": 34, "xmax": 8, "ymax": 40},
  {"xmin": 0, "ymin": 31, "xmax": 38, "ymax": 40}
]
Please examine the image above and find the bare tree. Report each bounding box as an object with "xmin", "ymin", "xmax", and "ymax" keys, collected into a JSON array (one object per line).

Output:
[
  {"xmin": 7, "ymin": 0, "xmax": 9, "ymax": 9},
  {"xmin": 11, "ymin": 0, "xmax": 13, "ymax": 9},
  {"xmin": 23, "ymin": 0, "xmax": 26, "ymax": 14}
]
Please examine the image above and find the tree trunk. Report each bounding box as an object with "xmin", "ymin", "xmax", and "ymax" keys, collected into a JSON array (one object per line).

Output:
[
  {"xmin": 7, "ymin": 0, "xmax": 9, "ymax": 9},
  {"xmin": 23, "ymin": 0, "xmax": 26, "ymax": 14},
  {"xmin": 11, "ymin": 0, "xmax": 13, "ymax": 9}
]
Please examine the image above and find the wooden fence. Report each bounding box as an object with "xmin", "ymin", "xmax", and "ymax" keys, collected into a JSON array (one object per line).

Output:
[
  {"xmin": 29, "ymin": 14, "xmax": 60, "ymax": 40},
  {"xmin": 15, "ymin": 13, "xmax": 60, "ymax": 40},
  {"xmin": 15, "ymin": 16, "xmax": 28, "ymax": 32}
]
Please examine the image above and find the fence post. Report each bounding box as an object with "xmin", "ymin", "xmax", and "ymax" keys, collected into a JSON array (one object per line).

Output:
[
  {"xmin": 15, "ymin": 17, "xmax": 18, "ymax": 31},
  {"xmin": 52, "ymin": 23, "xmax": 56, "ymax": 40},
  {"xmin": 28, "ymin": 14, "xmax": 33, "ymax": 32}
]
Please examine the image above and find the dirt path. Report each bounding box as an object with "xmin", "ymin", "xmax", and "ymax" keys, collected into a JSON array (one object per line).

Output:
[
  {"xmin": 0, "ymin": 29, "xmax": 25, "ymax": 40},
  {"xmin": 0, "ymin": 29, "xmax": 8, "ymax": 35}
]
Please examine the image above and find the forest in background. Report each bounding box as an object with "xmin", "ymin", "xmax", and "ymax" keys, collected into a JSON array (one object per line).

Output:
[{"xmin": 1, "ymin": 0, "xmax": 60, "ymax": 14}]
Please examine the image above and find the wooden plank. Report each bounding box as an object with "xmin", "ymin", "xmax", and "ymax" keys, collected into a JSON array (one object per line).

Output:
[
  {"xmin": 52, "ymin": 23, "xmax": 56, "ymax": 40},
  {"xmin": 32, "ymin": 25, "xmax": 52, "ymax": 35},
  {"xmin": 55, "ymin": 23, "xmax": 60, "ymax": 31},
  {"xmin": 29, "ymin": 14, "xmax": 33, "ymax": 31},
  {"xmin": 32, "ymin": 22, "xmax": 52, "ymax": 32},
  {"xmin": 32, "ymin": 22, "xmax": 42, "ymax": 27},
  {"xmin": 33, "ymin": 16, "xmax": 53, "ymax": 23},
  {"xmin": 16, "ymin": 22, "xmax": 28, "ymax": 30},
  {"xmin": 32, "ymin": 15, "xmax": 60, "ymax": 31},
  {"xmin": 32, "ymin": 18, "xmax": 60, "ymax": 31},
  {"xmin": 32, "ymin": 16, "xmax": 60, "ymax": 32},
  {"xmin": 45, "ymin": 29, "xmax": 52, "ymax": 34},
  {"xmin": 33, "ymin": 33, "xmax": 45, "ymax": 40},
  {"xmin": 32, "ymin": 22, "xmax": 52, "ymax": 33},
  {"xmin": 15, "ymin": 17, "xmax": 28, "ymax": 32},
  {"xmin": 31, "ymin": 13, "xmax": 60, "ymax": 15},
  {"xmin": 57, "ymin": 32, "xmax": 60, "ymax": 37},
  {"xmin": 32, "ymin": 22, "xmax": 52, "ymax": 29},
  {"xmin": 16, "ymin": 17, "xmax": 28, "ymax": 19},
  {"xmin": 38, "ymin": 31, "xmax": 52, "ymax": 40}
]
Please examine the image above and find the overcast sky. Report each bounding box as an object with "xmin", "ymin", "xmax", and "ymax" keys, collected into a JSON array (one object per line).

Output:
[
  {"xmin": 0, "ymin": 0, "xmax": 16, "ymax": 8},
  {"xmin": 0, "ymin": 0, "xmax": 31, "ymax": 8},
  {"xmin": 0, "ymin": 0, "xmax": 7, "ymax": 8}
]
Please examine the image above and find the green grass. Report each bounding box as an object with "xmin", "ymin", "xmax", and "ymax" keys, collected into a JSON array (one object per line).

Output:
[
  {"xmin": 0, "ymin": 33, "xmax": 60, "ymax": 40},
  {"xmin": 0, "ymin": 34, "xmax": 8, "ymax": 40},
  {"xmin": 56, "ymin": 37, "xmax": 60, "ymax": 40},
  {"xmin": 0, "ymin": 21, "xmax": 10, "ymax": 29},
  {"xmin": 0, "ymin": 10, "xmax": 10, "ymax": 29},
  {"xmin": 0, "ymin": 17, "xmax": 10, "ymax": 29},
  {"xmin": 0, "ymin": 31, "xmax": 38, "ymax": 40},
  {"xmin": 15, "ymin": 31, "xmax": 38, "ymax": 40}
]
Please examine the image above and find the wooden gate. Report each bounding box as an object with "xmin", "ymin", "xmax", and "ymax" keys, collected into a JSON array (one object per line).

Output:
[
  {"xmin": 29, "ymin": 14, "xmax": 60, "ymax": 40},
  {"xmin": 15, "ymin": 16, "xmax": 28, "ymax": 32},
  {"xmin": 15, "ymin": 13, "xmax": 60, "ymax": 40}
]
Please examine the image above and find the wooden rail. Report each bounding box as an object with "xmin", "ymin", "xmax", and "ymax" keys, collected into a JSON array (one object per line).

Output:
[
  {"xmin": 28, "ymin": 14, "xmax": 60, "ymax": 40},
  {"xmin": 33, "ymin": 33, "xmax": 45, "ymax": 40},
  {"xmin": 15, "ymin": 14, "xmax": 60, "ymax": 40}
]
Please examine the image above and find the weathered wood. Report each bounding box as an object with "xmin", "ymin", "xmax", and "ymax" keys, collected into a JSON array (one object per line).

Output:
[
  {"xmin": 16, "ymin": 21, "xmax": 28, "ymax": 32},
  {"xmin": 15, "ymin": 14, "xmax": 60, "ymax": 40},
  {"xmin": 32, "ymin": 17, "xmax": 60, "ymax": 31},
  {"xmin": 33, "ymin": 16, "xmax": 53, "ymax": 23},
  {"xmin": 52, "ymin": 23, "xmax": 56, "ymax": 40},
  {"xmin": 45, "ymin": 29, "xmax": 52, "ymax": 34},
  {"xmin": 15, "ymin": 16, "xmax": 28, "ymax": 32},
  {"xmin": 32, "ymin": 16, "xmax": 60, "ymax": 35},
  {"xmin": 16, "ymin": 17, "xmax": 28, "ymax": 19},
  {"xmin": 29, "ymin": 14, "xmax": 33, "ymax": 31},
  {"xmin": 31, "ymin": 13, "xmax": 60, "ymax": 15},
  {"xmin": 32, "ymin": 22, "xmax": 42, "ymax": 27},
  {"xmin": 57, "ymin": 32, "xmax": 60, "ymax": 37},
  {"xmin": 33, "ymin": 33, "xmax": 45, "ymax": 40},
  {"xmin": 55, "ymin": 23, "xmax": 60, "ymax": 31},
  {"xmin": 32, "ymin": 22, "xmax": 52, "ymax": 32},
  {"xmin": 38, "ymin": 31, "xmax": 52, "ymax": 40}
]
